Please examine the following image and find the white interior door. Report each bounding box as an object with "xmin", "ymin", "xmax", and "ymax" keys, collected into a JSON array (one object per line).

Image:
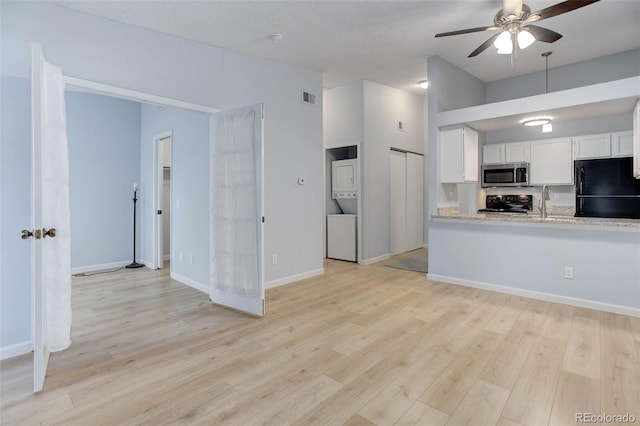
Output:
[
  {"xmin": 390, "ymin": 150, "xmax": 407, "ymax": 255},
  {"xmin": 209, "ymin": 104, "xmax": 264, "ymax": 316},
  {"xmin": 31, "ymin": 43, "xmax": 49, "ymax": 393},
  {"xmin": 406, "ymin": 152, "xmax": 424, "ymax": 251},
  {"xmin": 30, "ymin": 43, "xmax": 73, "ymax": 392}
]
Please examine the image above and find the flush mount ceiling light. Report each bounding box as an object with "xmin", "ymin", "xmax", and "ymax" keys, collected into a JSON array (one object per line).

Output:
[
  {"xmin": 434, "ymin": 0, "xmax": 600, "ymax": 58},
  {"xmin": 418, "ymin": 80, "xmax": 429, "ymax": 89},
  {"xmin": 521, "ymin": 116, "xmax": 553, "ymax": 127}
]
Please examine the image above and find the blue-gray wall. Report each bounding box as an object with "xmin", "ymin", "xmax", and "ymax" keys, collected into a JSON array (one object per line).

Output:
[
  {"xmin": 0, "ymin": 75, "xmax": 31, "ymax": 350},
  {"xmin": 139, "ymin": 104, "xmax": 210, "ymax": 285},
  {"xmin": 66, "ymin": 92, "xmax": 141, "ymax": 269},
  {"xmin": 485, "ymin": 49, "xmax": 640, "ymax": 103}
]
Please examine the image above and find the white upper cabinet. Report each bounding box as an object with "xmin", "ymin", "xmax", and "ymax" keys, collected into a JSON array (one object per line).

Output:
[
  {"xmin": 573, "ymin": 133, "xmax": 611, "ymax": 159},
  {"xmin": 635, "ymin": 101, "xmax": 640, "ymax": 178},
  {"xmin": 612, "ymin": 131, "xmax": 633, "ymax": 157},
  {"xmin": 530, "ymin": 138, "xmax": 573, "ymax": 186},
  {"xmin": 439, "ymin": 126, "xmax": 478, "ymax": 183},
  {"xmin": 482, "ymin": 144, "xmax": 505, "ymax": 165},
  {"xmin": 505, "ymin": 142, "xmax": 530, "ymax": 163}
]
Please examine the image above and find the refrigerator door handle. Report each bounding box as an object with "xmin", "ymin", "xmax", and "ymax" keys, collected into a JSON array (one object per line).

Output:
[{"xmin": 578, "ymin": 167, "xmax": 585, "ymax": 195}]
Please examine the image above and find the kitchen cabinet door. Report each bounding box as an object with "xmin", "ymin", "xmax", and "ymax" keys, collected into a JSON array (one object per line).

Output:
[
  {"xmin": 482, "ymin": 144, "xmax": 504, "ymax": 165},
  {"xmin": 505, "ymin": 142, "xmax": 530, "ymax": 163},
  {"xmin": 530, "ymin": 138, "xmax": 573, "ymax": 185},
  {"xmin": 439, "ymin": 126, "xmax": 478, "ymax": 183},
  {"xmin": 611, "ymin": 131, "xmax": 633, "ymax": 157},
  {"xmin": 573, "ymin": 133, "xmax": 611, "ymax": 159}
]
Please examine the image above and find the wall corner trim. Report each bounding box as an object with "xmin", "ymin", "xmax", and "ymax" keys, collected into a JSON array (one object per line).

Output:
[
  {"xmin": 170, "ymin": 272, "xmax": 209, "ymax": 294},
  {"xmin": 359, "ymin": 254, "xmax": 392, "ymax": 266},
  {"xmin": 266, "ymin": 268, "xmax": 325, "ymax": 289},
  {"xmin": 427, "ymin": 273, "xmax": 640, "ymax": 318},
  {"xmin": 0, "ymin": 341, "xmax": 33, "ymax": 361},
  {"xmin": 71, "ymin": 261, "xmax": 132, "ymax": 275}
]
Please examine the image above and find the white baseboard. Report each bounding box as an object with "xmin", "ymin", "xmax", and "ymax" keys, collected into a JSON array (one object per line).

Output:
[
  {"xmin": 359, "ymin": 253, "xmax": 391, "ymax": 265},
  {"xmin": 72, "ymin": 260, "xmax": 131, "ymax": 275},
  {"xmin": 170, "ymin": 272, "xmax": 209, "ymax": 294},
  {"xmin": 266, "ymin": 268, "xmax": 325, "ymax": 289},
  {"xmin": 427, "ymin": 273, "xmax": 640, "ymax": 318},
  {"xmin": 0, "ymin": 341, "xmax": 32, "ymax": 361}
]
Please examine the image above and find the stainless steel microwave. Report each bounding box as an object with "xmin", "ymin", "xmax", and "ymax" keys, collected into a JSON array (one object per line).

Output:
[{"xmin": 481, "ymin": 163, "xmax": 530, "ymax": 187}]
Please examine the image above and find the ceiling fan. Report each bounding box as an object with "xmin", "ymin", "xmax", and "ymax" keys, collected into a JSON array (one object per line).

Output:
[{"xmin": 435, "ymin": 0, "xmax": 600, "ymax": 57}]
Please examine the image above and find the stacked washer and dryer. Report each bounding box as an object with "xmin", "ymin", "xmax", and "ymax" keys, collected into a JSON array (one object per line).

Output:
[{"xmin": 327, "ymin": 159, "xmax": 358, "ymax": 262}]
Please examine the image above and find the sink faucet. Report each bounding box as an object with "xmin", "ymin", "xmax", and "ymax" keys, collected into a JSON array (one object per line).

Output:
[{"xmin": 541, "ymin": 185, "xmax": 550, "ymax": 219}]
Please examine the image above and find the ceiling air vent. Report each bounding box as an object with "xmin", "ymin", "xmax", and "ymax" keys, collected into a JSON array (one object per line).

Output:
[{"xmin": 301, "ymin": 91, "xmax": 316, "ymax": 106}]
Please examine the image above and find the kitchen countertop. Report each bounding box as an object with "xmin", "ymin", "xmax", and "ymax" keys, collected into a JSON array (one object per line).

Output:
[{"xmin": 432, "ymin": 211, "xmax": 640, "ymax": 230}]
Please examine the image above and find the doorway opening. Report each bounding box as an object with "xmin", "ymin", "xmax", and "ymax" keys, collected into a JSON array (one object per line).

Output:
[{"xmin": 154, "ymin": 133, "xmax": 172, "ymax": 270}]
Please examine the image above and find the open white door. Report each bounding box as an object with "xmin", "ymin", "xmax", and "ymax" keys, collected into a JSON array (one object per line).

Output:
[
  {"xmin": 29, "ymin": 43, "xmax": 73, "ymax": 392},
  {"xmin": 30, "ymin": 43, "xmax": 48, "ymax": 393},
  {"xmin": 209, "ymin": 104, "xmax": 264, "ymax": 316}
]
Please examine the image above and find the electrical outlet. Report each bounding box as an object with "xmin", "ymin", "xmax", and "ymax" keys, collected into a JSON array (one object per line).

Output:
[
  {"xmin": 297, "ymin": 178, "xmax": 305, "ymax": 185},
  {"xmin": 179, "ymin": 253, "xmax": 183, "ymax": 262},
  {"xmin": 176, "ymin": 199, "xmax": 180, "ymax": 209},
  {"xmin": 554, "ymin": 193, "xmax": 560, "ymax": 201},
  {"xmin": 189, "ymin": 254, "xmax": 194, "ymax": 265},
  {"xmin": 564, "ymin": 266, "xmax": 574, "ymax": 280},
  {"xmin": 272, "ymin": 254, "xmax": 278, "ymax": 265}
]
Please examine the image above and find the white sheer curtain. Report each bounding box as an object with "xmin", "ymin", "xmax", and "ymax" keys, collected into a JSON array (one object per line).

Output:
[
  {"xmin": 42, "ymin": 61, "xmax": 72, "ymax": 352},
  {"xmin": 210, "ymin": 105, "xmax": 262, "ymax": 298}
]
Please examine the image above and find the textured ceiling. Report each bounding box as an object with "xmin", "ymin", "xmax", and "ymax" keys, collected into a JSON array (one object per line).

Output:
[{"xmin": 52, "ymin": 0, "xmax": 640, "ymax": 94}]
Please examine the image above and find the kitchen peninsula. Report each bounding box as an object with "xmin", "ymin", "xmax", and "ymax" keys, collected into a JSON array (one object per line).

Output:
[{"xmin": 426, "ymin": 53, "xmax": 640, "ymax": 317}]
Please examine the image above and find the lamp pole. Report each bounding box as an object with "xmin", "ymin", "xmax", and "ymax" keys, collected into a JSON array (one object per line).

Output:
[{"xmin": 126, "ymin": 183, "xmax": 143, "ymax": 269}]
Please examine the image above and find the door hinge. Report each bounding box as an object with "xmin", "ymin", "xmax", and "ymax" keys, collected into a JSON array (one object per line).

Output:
[
  {"xmin": 157, "ymin": 210, "xmax": 162, "ymax": 215},
  {"xmin": 262, "ymin": 216, "xmax": 265, "ymax": 223}
]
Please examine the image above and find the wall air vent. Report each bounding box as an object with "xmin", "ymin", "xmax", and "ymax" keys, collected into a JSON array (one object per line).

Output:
[{"xmin": 302, "ymin": 91, "xmax": 316, "ymax": 106}]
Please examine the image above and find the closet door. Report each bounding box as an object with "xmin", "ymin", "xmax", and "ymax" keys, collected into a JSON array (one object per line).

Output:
[
  {"xmin": 406, "ymin": 152, "xmax": 424, "ymax": 251},
  {"xmin": 390, "ymin": 150, "xmax": 407, "ymax": 255}
]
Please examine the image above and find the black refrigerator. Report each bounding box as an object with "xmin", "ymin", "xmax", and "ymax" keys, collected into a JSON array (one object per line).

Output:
[{"xmin": 575, "ymin": 157, "xmax": 640, "ymax": 219}]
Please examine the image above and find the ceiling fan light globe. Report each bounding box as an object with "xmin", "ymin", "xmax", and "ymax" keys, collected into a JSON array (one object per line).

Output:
[
  {"xmin": 517, "ymin": 30, "xmax": 536, "ymax": 49},
  {"xmin": 494, "ymin": 30, "xmax": 512, "ymax": 50}
]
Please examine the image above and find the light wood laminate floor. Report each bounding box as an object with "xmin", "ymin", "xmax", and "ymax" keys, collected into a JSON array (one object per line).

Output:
[{"xmin": 1, "ymin": 251, "xmax": 639, "ymax": 425}]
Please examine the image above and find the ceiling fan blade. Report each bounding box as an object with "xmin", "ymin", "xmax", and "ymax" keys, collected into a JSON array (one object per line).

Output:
[
  {"xmin": 435, "ymin": 26, "xmax": 499, "ymax": 38},
  {"xmin": 524, "ymin": 25, "xmax": 563, "ymax": 43},
  {"xmin": 468, "ymin": 33, "xmax": 500, "ymax": 58},
  {"xmin": 526, "ymin": 0, "xmax": 600, "ymax": 22}
]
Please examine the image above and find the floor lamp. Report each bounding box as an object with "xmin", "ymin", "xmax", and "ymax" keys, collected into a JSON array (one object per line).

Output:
[{"xmin": 126, "ymin": 182, "xmax": 144, "ymax": 269}]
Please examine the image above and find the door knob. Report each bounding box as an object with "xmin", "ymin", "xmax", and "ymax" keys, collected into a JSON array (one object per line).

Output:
[
  {"xmin": 21, "ymin": 229, "xmax": 33, "ymax": 240},
  {"xmin": 43, "ymin": 228, "xmax": 56, "ymax": 238}
]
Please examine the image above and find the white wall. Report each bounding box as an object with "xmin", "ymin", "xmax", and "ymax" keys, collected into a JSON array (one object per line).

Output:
[
  {"xmin": 323, "ymin": 82, "xmax": 364, "ymax": 148},
  {"xmin": 362, "ymin": 81, "xmax": 424, "ymax": 260},
  {"xmin": 0, "ymin": 1, "xmax": 323, "ymax": 353},
  {"xmin": 65, "ymin": 92, "xmax": 142, "ymax": 270},
  {"xmin": 323, "ymin": 81, "xmax": 425, "ymax": 262}
]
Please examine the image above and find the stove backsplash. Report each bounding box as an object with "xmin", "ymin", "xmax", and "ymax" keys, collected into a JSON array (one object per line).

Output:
[{"xmin": 483, "ymin": 185, "xmax": 575, "ymax": 216}]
